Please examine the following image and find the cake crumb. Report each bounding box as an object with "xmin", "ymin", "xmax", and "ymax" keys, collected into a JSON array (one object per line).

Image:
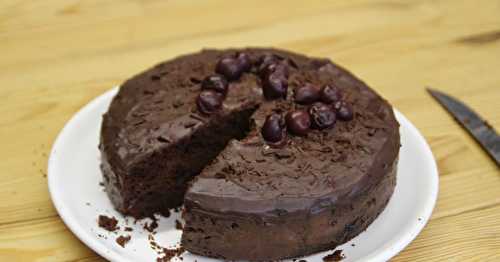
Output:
[
  {"xmin": 124, "ymin": 227, "xmax": 133, "ymax": 232},
  {"xmin": 116, "ymin": 235, "xmax": 131, "ymax": 247},
  {"xmin": 98, "ymin": 215, "xmax": 119, "ymax": 232},
  {"xmin": 148, "ymin": 233, "xmax": 185, "ymax": 261},
  {"xmin": 175, "ymin": 220, "xmax": 183, "ymax": 230},
  {"xmin": 298, "ymin": 260, "xmax": 307, "ymax": 262},
  {"xmin": 156, "ymin": 246, "xmax": 185, "ymax": 262},
  {"xmin": 161, "ymin": 209, "xmax": 171, "ymax": 218},
  {"xmin": 144, "ymin": 220, "xmax": 159, "ymax": 232},
  {"xmin": 323, "ymin": 250, "xmax": 344, "ymax": 261}
]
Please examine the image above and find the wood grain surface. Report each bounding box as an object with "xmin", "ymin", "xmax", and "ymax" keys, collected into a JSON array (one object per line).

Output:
[{"xmin": 1, "ymin": 0, "xmax": 499, "ymax": 261}]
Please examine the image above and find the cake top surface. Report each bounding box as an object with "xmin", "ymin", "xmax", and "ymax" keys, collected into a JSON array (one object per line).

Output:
[
  {"xmin": 184, "ymin": 49, "xmax": 399, "ymax": 214},
  {"xmin": 102, "ymin": 48, "xmax": 400, "ymax": 214}
]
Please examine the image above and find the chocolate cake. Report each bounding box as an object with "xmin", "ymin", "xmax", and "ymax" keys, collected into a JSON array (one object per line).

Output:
[{"xmin": 100, "ymin": 48, "xmax": 400, "ymax": 260}]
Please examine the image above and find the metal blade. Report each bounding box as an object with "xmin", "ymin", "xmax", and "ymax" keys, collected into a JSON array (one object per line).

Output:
[{"xmin": 427, "ymin": 88, "xmax": 500, "ymax": 167}]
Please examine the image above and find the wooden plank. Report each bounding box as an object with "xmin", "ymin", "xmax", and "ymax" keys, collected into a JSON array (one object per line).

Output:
[
  {"xmin": 394, "ymin": 205, "xmax": 500, "ymax": 261},
  {"xmin": 0, "ymin": 217, "xmax": 97, "ymax": 261}
]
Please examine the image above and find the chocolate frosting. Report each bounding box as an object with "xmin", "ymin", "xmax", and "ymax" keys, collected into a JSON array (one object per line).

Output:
[{"xmin": 100, "ymin": 48, "xmax": 400, "ymax": 259}]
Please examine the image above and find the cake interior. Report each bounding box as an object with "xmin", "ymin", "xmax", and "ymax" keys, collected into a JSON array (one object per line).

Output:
[{"xmin": 104, "ymin": 105, "xmax": 258, "ymax": 218}]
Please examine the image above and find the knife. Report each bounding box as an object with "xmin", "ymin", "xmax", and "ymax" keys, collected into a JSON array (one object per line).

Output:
[{"xmin": 427, "ymin": 88, "xmax": 500, "ymax": 167}]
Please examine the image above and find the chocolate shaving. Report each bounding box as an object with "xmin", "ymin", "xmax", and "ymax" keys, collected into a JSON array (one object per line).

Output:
[
  {"xmin": 183, "ymin": 120, "xmax": 197, "ymax": 128},
  {"xmin": 157, "ymin": 136, "xmax": 171, "ymax": 143},
  {"xmin": 189, "ymin": 113, "xmax": 206, "ymax": 123}
]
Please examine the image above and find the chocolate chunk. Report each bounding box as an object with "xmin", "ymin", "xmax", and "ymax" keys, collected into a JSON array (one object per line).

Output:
[
  {"xmin": 262, "ymin": 72, "xmax": 288, "ymax": 100},
  {"xmin": 285, "ymin": 110, "xmax": 311, "ymax": 136},
  {"xmin": 196, "ymin": 90, "xmax": 223, "ymax": 114},
  {"xmin": 294, "ymin": 83, "xmax": 320, "ymax": 104},
  {"xmin": 216, "ymin": 57, "xmax": 244, "ymax": 80},
  {"xmin": 309, "ymin": 102, "xmax": 336, "ymax": 129},
  {"xmin": 320, "ymin": 84, "xmax": 342, "ymax": 104},
  {"xmin": 261, "ymin": 113, "xmax": 286, "ymax": 143},
  {"xmin": 334, "ymin": 101, "xmax": 354, "ymax": 121},
  {"xmin": 202, "ymin": 75, "xmax": 229, "ymax": 96},
  {"xmin": 98, "ymin": 215, "xmax": 118, "ymax": 232}
]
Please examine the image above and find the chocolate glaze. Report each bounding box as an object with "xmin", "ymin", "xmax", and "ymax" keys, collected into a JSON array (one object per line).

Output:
[{"xmin": 100, "ymin": 48, "xmax": 400, "ymax": 260}]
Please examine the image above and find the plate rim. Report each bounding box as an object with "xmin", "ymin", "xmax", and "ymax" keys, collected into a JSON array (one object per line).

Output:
[{"xmin": 48, "ymin": 87, "xmax": 439, "ymax": 262}]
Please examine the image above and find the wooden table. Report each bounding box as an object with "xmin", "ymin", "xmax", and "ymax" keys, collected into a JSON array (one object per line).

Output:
[{"xmin": 1, "ymin": 0, "xmax": 499, "ymax": 261}]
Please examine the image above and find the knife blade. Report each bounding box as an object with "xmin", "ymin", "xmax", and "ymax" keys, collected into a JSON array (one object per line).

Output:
[{"xmin": 427, "ymin": 88, "xmax": 500, "ymax": 167}]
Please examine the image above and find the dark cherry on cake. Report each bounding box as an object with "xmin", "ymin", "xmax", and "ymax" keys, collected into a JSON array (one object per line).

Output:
[
  {"xmin": 334, "ymin": 100, "xmax": 354, "ymax": 121},
  {"xmin": 294, "ymin": 83, "xmax": 320, "ymax": 105},
  {"xmin": 261, "ymin": 71, "xmax": 288, "ymax": 100},
  {"xmin": 320, "ymin": 84, "xmax": 342, "ymax": 104},
  {"xmin": 196, "ymin": 90, "xmax": 223, "ymax": 115},
  {"xmin": 261, "ymin": 113, "xmax": 286, "ymax": 143},
  {"xmin": 257, "ymin": 54, "xmax": 282, "ymax": 75},
  {"xmin": 285, "ymin": 110, "xmax": 311, "ymax": 136},
  {"xmin": 309, "ymin": 102, "xmax": 336, "ymax": 129},
  {"xmin": 215, "ymin": 53, "xmax": 251, "ymax": 81},
  {"xmin": 201, "ymin": 75, "xmax": 228, "ymax": 96},
  {"xmin": 100, "ymin": 48, "xmax": 400, "ymax": 261}
]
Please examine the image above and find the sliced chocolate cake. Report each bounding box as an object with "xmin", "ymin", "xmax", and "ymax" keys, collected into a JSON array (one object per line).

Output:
[{"xmin": 100, "ymin": 48, "xmax": 400, "ymax": 260}]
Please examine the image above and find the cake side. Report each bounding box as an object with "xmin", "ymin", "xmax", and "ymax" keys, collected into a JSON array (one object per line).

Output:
[{"xmin": 182, "ymin": 160, "xmax": 397, "ymax": 260}]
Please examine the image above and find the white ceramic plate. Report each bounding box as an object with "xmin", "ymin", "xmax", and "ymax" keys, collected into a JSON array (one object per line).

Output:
[{"xmin": 48, "ymin": 87, "xmax": 438, "ymax": 262}]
